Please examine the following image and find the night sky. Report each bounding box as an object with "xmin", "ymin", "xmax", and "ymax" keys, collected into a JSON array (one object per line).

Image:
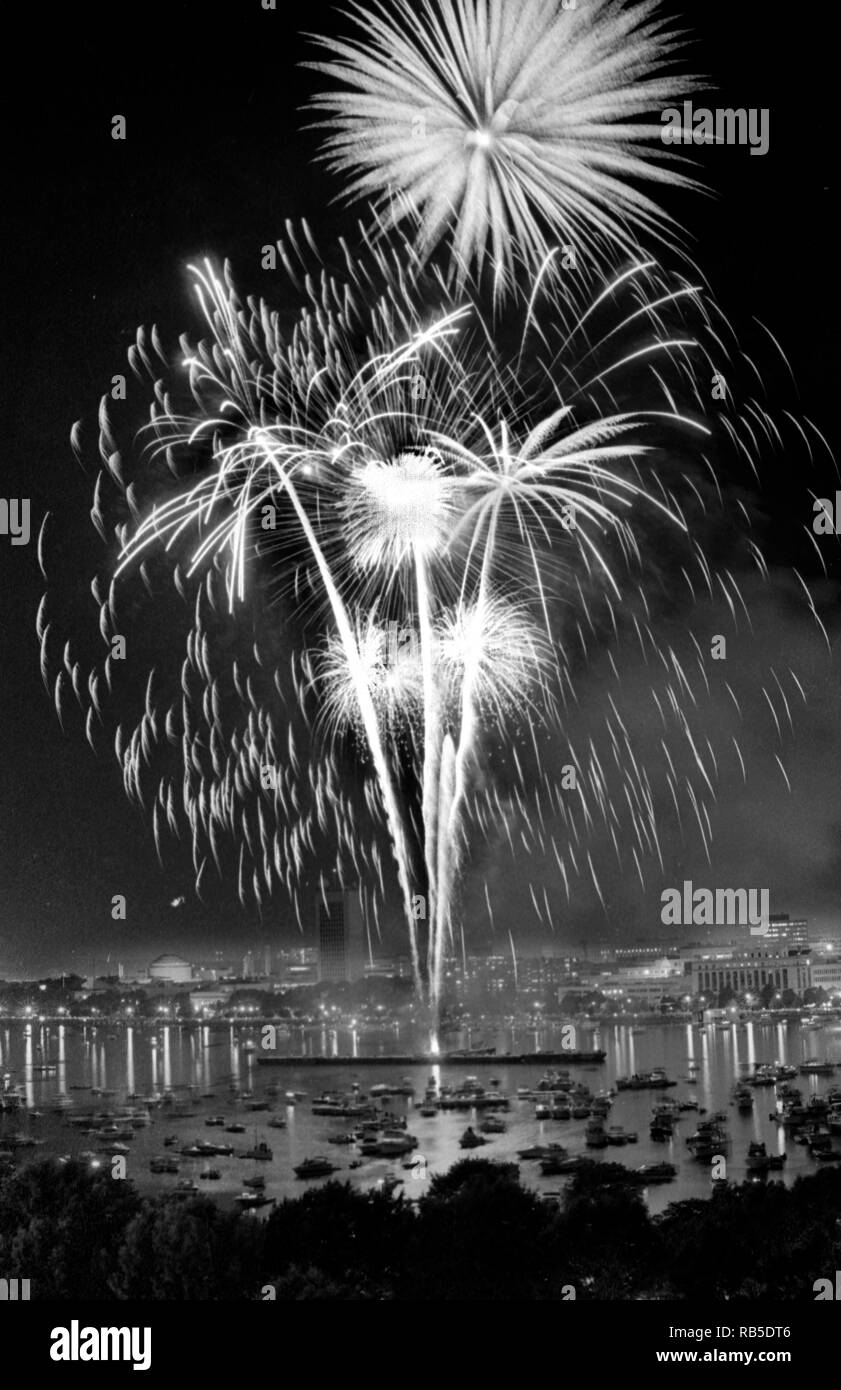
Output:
[{"xmin": 2, "ymin": 1, "xmax": 838, "ymax": 975}]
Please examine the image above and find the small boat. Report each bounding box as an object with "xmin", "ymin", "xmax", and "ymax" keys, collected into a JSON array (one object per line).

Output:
[
  {"xmin": 173, "ymin": 1180, "xmax": 199, "ymax": 1196},
  {"xmin": 294, "ymin": 1156, "xmax": 339, "ymax": 1179},
  {"xmin": 746, "ymin": 1141, "xmax": 771, "ymax": 1174},
  {"xmin": 635, "ymin": 1162, "xmax": 677, "ymax": 1184},
  {"xmin": 616, "ymin": 1070, "xmax": 677, "ymax": 1092},
  {"xmin": 243, "ymin": 1174, "xmax": 266, "ymax": 1189},
  {"xmin": 768, "ymin": 1152, "xmax": 787, "ymax": 1169},
  {"xmin": 199, "ymin": 1167, "xmax": 221, "ymax": 1181},
  {"xmin": 606, "ymin": 1126, "xmax": 639, "ymax": 1146},
  {"xmin": 242, "ymin": 1141, "xmax": 273, "ymax": 1161},
  {"xmin": 360, "ymin": 1132, "xmax": 417, "ymax": 1157},
  {"xmin": 585, "ymin": 1120, "xmax": 608, "ymax": 1149},
  {"xmin": 459, "ymin": 1126, "xmax": 487, "ymax": 1149},
  {"xmin": 205, "ymin": 1116, "xmax": 226, "ymax": 1127},
  {"xmin": 539, "ymin": 1154, "xmax": 585, "ymax": 1175},
  {"xmin": 267, "ymin": 1117, "xmax": 287, "ymax": 1129},
  {"xmin": 517, "ymin": 1142, "xmax": 568, "ymax": 1161},
  {"xmin": 478, "ymin": 1116, "xmax": 506, "ymax": 1134},
  {"xmin": 418, "ymin": 1105, "xmax": 438, "ymax": 1117},
  {"xmin": 225, "ymin": 1123, "xmax": 246, "ymax": 1133},
  {"xmin": 236, "ymin": 1191, "xmax": 275, "ymax": 1208},
  {"xmin": 799, "ymin": 1059, "xmax": 836, "ymax": 1076},
  {"xmin": 149, "ymin": 1157, "xmax": 179, "ymax": 1174},
  {"xmin": 349, "ymin": 1159, "xmax": 363, "ymax": 1170},
  {"xmin": 163, "ymin": 1135, "xmax": 178, "ymax": 1147}
]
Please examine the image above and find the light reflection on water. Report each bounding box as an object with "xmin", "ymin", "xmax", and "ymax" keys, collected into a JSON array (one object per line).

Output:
[{"xmin": 1, "ymin": 1018, "xmax": 839, "ymax": 1215}]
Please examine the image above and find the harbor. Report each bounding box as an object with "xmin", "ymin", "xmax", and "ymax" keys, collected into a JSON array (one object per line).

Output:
[{"xmin": 2, "ymin": 1015, "xmax": 840, "ymax": 1215}]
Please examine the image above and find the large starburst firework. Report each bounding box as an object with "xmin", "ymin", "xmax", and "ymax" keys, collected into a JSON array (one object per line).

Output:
[
  {"xmin": 306, "ymin": 0, "xmax": 702, "ymax": 293},
  {"xmin": 41, "ymin": 211, "xmax": 815, "ymax": 1049}
]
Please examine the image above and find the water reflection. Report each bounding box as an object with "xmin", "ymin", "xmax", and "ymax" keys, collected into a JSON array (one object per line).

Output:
[{"xmin": 0, "ymin": 1017, "xmax": 838, "ymax": 1214}]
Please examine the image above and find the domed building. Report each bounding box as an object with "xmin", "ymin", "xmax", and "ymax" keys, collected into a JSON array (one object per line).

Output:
[{"xmin": 148, "ymin": 953, "xmax": 194, "ymax": 985}]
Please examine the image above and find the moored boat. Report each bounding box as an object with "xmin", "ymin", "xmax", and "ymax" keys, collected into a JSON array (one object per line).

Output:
[{"xmin": 294, "ymin": 1156, "xmax": 339, "ymax": 1179}]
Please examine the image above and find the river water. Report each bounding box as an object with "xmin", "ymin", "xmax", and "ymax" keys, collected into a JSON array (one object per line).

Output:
[{"xmin": 2, "ymin": 1017, "xmax": 840, "ymax": 1214}]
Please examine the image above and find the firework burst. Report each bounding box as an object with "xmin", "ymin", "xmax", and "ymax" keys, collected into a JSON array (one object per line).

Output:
[
  {"xmin": 41, "ymin": 221, "xmax": 818, "ymax": 1042},
  {"xmin": 306, "ymin": 0, "xmax": 703, "ymax": 294}
]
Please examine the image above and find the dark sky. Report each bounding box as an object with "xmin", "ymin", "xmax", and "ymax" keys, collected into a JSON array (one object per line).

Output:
[{"xmin": 1, "ymin": 1, "xmax": 838, "ymax": 975}]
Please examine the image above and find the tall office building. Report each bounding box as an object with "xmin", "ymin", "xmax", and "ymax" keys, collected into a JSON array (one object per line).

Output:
[
  {"xmin": 766, "ymin": 914, "xmax": 809, "ymax": 949},
  {"xmin": 317, "ymin": 883, "xmax": 365, "ymax": 983}
]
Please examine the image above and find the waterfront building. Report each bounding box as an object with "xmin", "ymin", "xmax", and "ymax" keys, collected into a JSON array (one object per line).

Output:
[
  {"xmin": 189, "ymin": 985, "xmax": 234, "ymax": 1015},
  {"xmin": 686, "ymin": 946, "xmax": 811, "ymax": 998},
  {"xmin": 807, "ymin": 957, "xmax": 841, "ymax": 998},
  {"xmin": 147, "ymin": 954, "xmax": 194, "ymax": 985}
]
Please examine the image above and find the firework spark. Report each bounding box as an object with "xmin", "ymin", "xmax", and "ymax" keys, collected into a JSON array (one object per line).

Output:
[
  {"xmin": 306, "ymin": 0, "xmax": 703, "ymax": 293},
  {"xmin": 42, "ymin": 222, "xmax": 818, "ymax": 1042}
]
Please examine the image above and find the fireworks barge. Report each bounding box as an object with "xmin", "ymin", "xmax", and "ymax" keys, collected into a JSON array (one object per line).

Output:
[{"xmin": 257, "ymin": 1050, "xmax": 606, "ymax": 1067}]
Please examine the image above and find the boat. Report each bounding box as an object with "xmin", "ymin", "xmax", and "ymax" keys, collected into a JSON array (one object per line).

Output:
[
  {"xmin": 267, "ymin": 1117, "xmax": 287, "ymax": 1129},
  {"xmin": 173, "ymin": 1180, "xmax": 199, "ymax": 1196},
  {"xmin": 585, "ymin": 1120, "xmax": 608, "ymax": 1149},
  {"xmin": 615, "ymin": 1069, "xmax": 676, "ymax": 1091},
  {"xmin": 828, "ymin": 1107, "xmax": 841, "ymax": 1135},
  {"xmin": 149, "ymin": 1157, "xmax": 180, "ymax": 1174},
  {"xmin": 205, "ymin": 1116, "xmax": 226, "ymax": 1127},
  {"xmin": 606, "ymin": 1126, "xmax": 639, "ymax": 1146},
  {"xmin": 294, "ymin": 1156, "xmax": 339, "ymax": 1179},
  {"xmin": 236, "ymin": 1191, "xmax": 275, "ymax": 1208},
  {"xmin": 768, "ymin": 1153, "xmax": 787, "ymax": 1169},
  {"xmin": 539, "ymin": 1154, "xmax": 586, "ymax": 1175},
  {"xmin": 242, "ymin": 1141, "xmax": 273, "ymax": 1161},
  {"xmin": 746, "ymin": 1141, "xmax": 771, "ymax": 1174},
  {"xmin": 360, "ymin": 1132, "xmax": 417, "ymax": 1157},
  {"xmin": 243, "ymin": 1174, "xmax": 266, "ymax": 1189},
  {"xmin": 199, "ymin": 1167, "xmax": 221, "ymax": 1181},
  {"xmin": 459, "ymin": 1126, "xmax": 487, "ymax": 1149},
  {"xmin": 635, "ymin": 1162, "xmax": 677, "ymax": 1184},
  {"xmin": 799, "ymin": 1059, "xmax": 836, "ymax": 1076},
  {"xmin": 686, "ymin": 1123, "xmax": 730, "ymax": 1160},
  {"xmin": 225, "ymin": 1122, "xmax": 246, "ymax": 1133},
  {"xmin": 418, "ymin": 1105, "xmax": 438, "ymax": 1117},
  {"xmin": 478, "ymin": 1116, "xmax": 506, "ymax": 1134},
  {"xmin": 517, "ymin": 1142, "xmax": 568, "ymax": 1161}
]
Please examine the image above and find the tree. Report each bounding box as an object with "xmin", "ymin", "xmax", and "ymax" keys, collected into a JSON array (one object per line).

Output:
[
  {"xmin": 112, "ymin": 1195, "xmax": 264, "ymax": 1299},
  {"xmin": 407, "ymin": 1160, "xmax": 553, "ymax": 1299},
  {"xmin": 0, "ymin": 1160, "xmax": 140, "ymax": 1299},
  {"xmin": 264, "ymin": 1181, "xmax": 411, "ymax": 1295}
]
